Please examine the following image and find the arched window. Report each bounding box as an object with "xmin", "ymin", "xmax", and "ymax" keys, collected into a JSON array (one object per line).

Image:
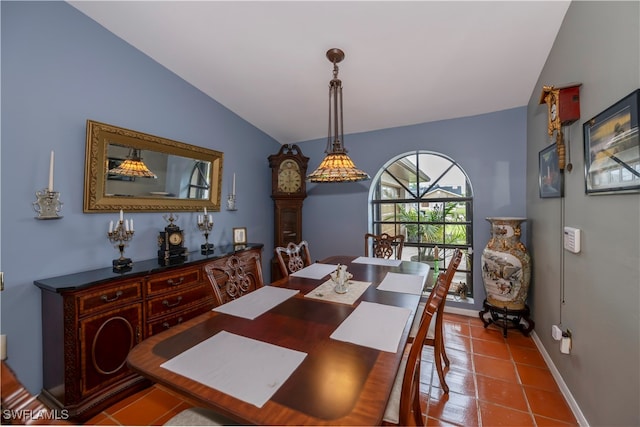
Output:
[
  {"xmin": 368, "ymin": 151, "xmax": 474, "ymax": 297},
  {"xmin": 187, "ymin": 161, "xmax": 210, "ymax": 199}
]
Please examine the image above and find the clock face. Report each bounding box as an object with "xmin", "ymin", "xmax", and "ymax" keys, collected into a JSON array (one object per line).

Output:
[
  {"xmin": 278, "ymin": 159, "xmax": 302, "ymax": 193},
  {"xmin": 168, "ymin": 232, "xmax": 183, "ymax": 246},
  {"xmin": 550, "ymin": 103, "xmax": 557, "ymax": 121}
]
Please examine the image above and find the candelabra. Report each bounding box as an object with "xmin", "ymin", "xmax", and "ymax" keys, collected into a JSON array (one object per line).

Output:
[
  {"xmin": 107, "ymin": 214, "xmax": 135, "ymax": 271},
  {"xmin": 33, "ymin": 189, "xmax": 63, "ymax": 219},
  {"xmin": 197, "ymin": 213, "xmax": 214, "ymax": 254}
]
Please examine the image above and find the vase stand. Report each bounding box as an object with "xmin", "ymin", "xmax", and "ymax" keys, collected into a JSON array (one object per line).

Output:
[{"xmin": 479, "ymin": 299, "xmax": 535, "ymax": 338}]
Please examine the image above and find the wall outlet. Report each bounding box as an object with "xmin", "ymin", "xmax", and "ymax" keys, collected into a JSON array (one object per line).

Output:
[{"xmin": 552, "ymin": 325, "xmax": 563, "ymax": 341}]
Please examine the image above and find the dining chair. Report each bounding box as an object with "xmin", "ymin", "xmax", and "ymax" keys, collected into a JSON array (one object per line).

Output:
[
  {"xmin": 364, "ymin": 232, "xmax": 405, "ymax": 260},
  {"xmin": 274, "ymin": 240, "xmax": 312, "ymax": 277},
  {"xmin": 1, "ymin": 360, "xmax": 71, "ymax": 425},
  {"xmin": 204, "ymin": 252, "xmax": 264, "ymax": 306},
  {"xmin": 164, "ymin": 407, "xmax": 238, "ymax": 425},
  {"xmin": 382, "ymin": 272, "xmax": 446, "ymax": 426},
  {"xmin": 408, "ymin": 248, "xmax": 463, "ymax": 393}
]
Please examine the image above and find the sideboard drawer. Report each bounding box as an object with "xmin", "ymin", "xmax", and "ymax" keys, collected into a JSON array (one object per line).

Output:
[
  {"xmin": 146, "ymin": 268, "xmax": 200, "ymax": 295},
  {"xmin": 146, "ymin": 283, "xmax": 213, "ymax": 319},
  {"xmin": 146, "ymin": 303, "xmax": 213, "ymax": 336},
  {"xmin": 78, "ymin": 281, "xmax": 143, "ymax": 315}
]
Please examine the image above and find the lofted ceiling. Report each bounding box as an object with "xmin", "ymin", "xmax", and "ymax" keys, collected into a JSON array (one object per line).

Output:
[{"xmin": 69, "ymin": 1, "xmax": 570, "ymax": 145}]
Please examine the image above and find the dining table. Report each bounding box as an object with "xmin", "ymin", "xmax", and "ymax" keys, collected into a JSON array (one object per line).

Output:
[{"xmin": 126, "ymin": 255, "xmax": 429, "ymax": 425}]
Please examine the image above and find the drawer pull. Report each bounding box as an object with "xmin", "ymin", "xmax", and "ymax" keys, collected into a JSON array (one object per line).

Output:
[
  {"xmin": 167, "ymin": 277, "xmax": 185, "ymax": 286},
  {"xmin": 162, "ymin": 296, "xmax": 183, "ymax": 308},
  {"xmin": 100, "ymin": 290, "xmax": 123, "ymax": 303},
  {"xmin": 162, "ymin": 317, "xmax": 183, "ymax": 329}
]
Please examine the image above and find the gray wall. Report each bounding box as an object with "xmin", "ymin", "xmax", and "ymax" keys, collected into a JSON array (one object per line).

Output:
[{"xmin": 526, "ymin": 2, "xmax": 640, "ymax": 426}]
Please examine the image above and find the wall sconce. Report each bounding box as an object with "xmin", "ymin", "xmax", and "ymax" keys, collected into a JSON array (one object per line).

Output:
[{"xmin": 33, "ymin": 150, "xmax": 63, "ymax": 219}]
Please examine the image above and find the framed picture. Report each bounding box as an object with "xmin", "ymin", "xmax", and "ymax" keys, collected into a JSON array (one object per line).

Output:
[
  {"xmin": 583, "ymin": 89, "xmax": 640, "ymax": 194},
  {"xmin": 539, "ymin": 143, "xmax": 563, "ymax": 198},
  {"xmin": 232, "ymin": 227, "xmax": 247, "ymax": 245}
]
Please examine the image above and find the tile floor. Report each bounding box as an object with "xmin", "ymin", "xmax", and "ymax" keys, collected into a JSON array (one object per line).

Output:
[{"xmin": 85, "ymin": 313, "xmax": 578, "ymax": 426}]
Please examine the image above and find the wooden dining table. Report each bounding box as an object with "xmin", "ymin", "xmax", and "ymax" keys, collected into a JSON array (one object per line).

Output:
[{"xmin": 126, "ymin": 255, "xmax": 429, "ymax": 425}]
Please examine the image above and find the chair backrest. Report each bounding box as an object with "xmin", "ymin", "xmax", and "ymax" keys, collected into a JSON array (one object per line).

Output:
[
  {"xmin": 1, "ymin": 360, "xmax": 71, "ymax": 425},
  {"xmin": 441, "ymin": 248, "xmax": 463, "ymax": 296},
  {"xmin": 430, "ymin": 248, "xmax": 463, "ymax": 339},
  {"xmin": 274, "ymin": 241, "xmax": 312, "ymax": 277},
  {"xmin": 204, "ymin": 252, "xmax": 264, "ymax": 306},
  {"xmin": 399, "ymin": 274, "xmax": 446, "ymax": 425},
  {"xmin": 364, "ymin": 233, "xmax": 405, "ymax": 260}
]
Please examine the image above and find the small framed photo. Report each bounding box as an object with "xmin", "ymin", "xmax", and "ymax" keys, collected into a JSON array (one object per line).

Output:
[
  {"xmin": 583, "ymin": 89, "xmax": 640, "ymax": 194},
  {"xmin": 232, "ymin": 227, "xmax": 247, "ymax": 245},
  {"xmin": 539, "ymin": 143, "xmax": 563, "ymax": 198}
]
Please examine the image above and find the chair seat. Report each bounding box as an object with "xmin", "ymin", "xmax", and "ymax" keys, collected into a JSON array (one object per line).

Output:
[
  {"xmin": 164, "ymin": 407, "xmax": 238, "ymax": 425},
  {"xmin": 409, "ymin": 302, "xmax": 436, "ymax": 340},
  {"xmin": 382, "ymin": 356, "xmax": 408, "ymax": 424}
]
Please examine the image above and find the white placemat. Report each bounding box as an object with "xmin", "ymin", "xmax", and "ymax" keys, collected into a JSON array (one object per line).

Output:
[
  {"xmin": 376, "ymin": 271, "xmax": 427, "ymax": 295},
  {"xmin": 289, "ymin": 263, "xmax": 338, "ymax": 279},
  {"xmin": 213, "ymin": 286, "xmax": 299, "ymax": 319},
  {"xmin": 304, "ymin": 279, "xmax": 371, "ymax": 305},
  {"xmin": 330, "ymin": 301, "xmax": 411, "ymax": 352},
  {"xmin": 161, "ymin": 331, "xmax": 307, "ymax": 408},
  {"xmin": 351, "ymin": 256, "xmax": 402, "ymax": 267}
]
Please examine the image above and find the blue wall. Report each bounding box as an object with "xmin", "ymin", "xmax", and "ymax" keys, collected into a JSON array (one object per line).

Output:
[
  {"xmin": 299, "ymin": 107, "xmax": 528, "ymax": 309},
  {"xmin": 1, "ymin": 1, "xmax": 279, "ymax": 392},
  {"xmin": 1, "ymin": 1, "xmax": 528, "ymax": 395}
]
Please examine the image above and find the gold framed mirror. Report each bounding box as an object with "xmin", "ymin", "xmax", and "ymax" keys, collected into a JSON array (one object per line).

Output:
[{"xmin": 84, "ymin": 120, "xmax": 223, "ymax": 212}]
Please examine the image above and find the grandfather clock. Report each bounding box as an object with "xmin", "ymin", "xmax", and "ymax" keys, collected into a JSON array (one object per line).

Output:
[{"xmin": 268, "ymin": 144, "xmax": 309, "ymax": 281}]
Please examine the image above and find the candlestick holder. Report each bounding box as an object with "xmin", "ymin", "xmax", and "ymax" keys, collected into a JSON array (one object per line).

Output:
[
  {"xmin": 33, "ymin": 189, "xmax": 63, "ymax": 220},
  {"xmin": 226, "ymin": 194, "xmax": 237, "ymax": 211},
  {"xmin": 197, "ymin": 214, "xmax": 214, "ymax": 254},
  {"xmin": 107, "ymin": 219, "xmax": 134, "ymax": 271}
]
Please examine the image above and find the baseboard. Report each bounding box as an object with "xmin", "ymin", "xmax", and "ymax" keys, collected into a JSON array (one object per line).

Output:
[
  {"xmin": 443, "ymin": 307, "xmax": 589, "ymax": 426},
  {"xmin": 530, "ymin": 331, "xmax": 589, "ymax": 427}
]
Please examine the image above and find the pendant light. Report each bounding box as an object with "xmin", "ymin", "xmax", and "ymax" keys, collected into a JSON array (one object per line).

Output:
[
  {"xmin": 307, "ymin": 48, "xmax": 370, "ymax": 183},
  {"xmin": 108, "ymin": 148, "xmax": 157, "ymax": 178}
]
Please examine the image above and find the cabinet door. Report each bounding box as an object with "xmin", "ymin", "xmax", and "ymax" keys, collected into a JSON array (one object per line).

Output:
[{"xmin": 79, "ymin": 304, "xmax": 142, "ymax": 397}]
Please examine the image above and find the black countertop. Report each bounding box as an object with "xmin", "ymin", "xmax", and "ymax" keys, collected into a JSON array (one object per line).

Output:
[{"xmin": 34, "ymin": 243, "xmax": 263, "ymax": 293}]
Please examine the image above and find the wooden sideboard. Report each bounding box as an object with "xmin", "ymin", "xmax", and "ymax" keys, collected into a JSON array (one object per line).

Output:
[{"xmin": 33, "ymin": 244, "xmax": 263, "ymax": 422}]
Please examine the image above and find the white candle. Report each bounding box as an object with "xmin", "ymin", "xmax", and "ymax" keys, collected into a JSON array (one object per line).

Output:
[
  {"xmin": 48, "ymin": 150, "xmax": 54, "ymax": 192},
  {"xmin": 204, "ymin": 207, "xmax": 207, "ymax": 216},
  {"xmin": 120, "ymin": 209, "xmax": 123, "ymax": 222},
  {"xmin": 208, "ymin": 214, "xmax": 212, "ymax": 224},
  {"xmin": 125, "ymin": 219, "xmax": 129, "ymax": 232},
  {"xmin": 109, "ymin": 221, "xmax": 113, "ymax": 233},
  {"xmin": 130, "ymin": 219, "xmax": 134, "ymax": 231},
  {"xmin": 232, "ymin": 173, "xmax": 236, "ymax": 195}
]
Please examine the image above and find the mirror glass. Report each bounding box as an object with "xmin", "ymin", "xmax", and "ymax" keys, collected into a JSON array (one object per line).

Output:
[{"xmin": 84, "ymin": 120, "xmax": 223, "ymax": 212}]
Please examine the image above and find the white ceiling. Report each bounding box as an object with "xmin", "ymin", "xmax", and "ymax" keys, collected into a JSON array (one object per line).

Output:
[{"xmin": 69, "ymin": 1, "xmax": 570, "ymax": 145}]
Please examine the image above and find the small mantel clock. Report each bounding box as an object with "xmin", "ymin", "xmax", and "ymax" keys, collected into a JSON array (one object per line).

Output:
[
  {"xmin": 268, "ymin": 144, "xmax": 309, "ymax": 281},
  {"xmin": 158, "ymin": 214, "xmax": 188, "ymax": 265}
]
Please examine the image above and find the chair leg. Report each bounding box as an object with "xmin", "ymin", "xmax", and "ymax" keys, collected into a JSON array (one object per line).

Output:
[
  {"xmin": 434, "ymin": 338, "xmax": 449, "ymax": 393},
  {"xmin": 440, "ymin": 331, "xmax": 450, "ymax": 367}
]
